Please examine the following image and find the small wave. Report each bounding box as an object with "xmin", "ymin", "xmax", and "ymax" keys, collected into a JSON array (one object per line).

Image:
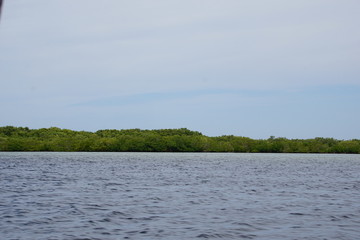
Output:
[
  {"xmin": 289, "ymin": 212, "xmax": 305, "ymax": 216},
  {"xmin": 197, "ymin": 233, "xmax": 254, "ymax": 239},
  {"xmin": 108, "ymin": 211, "xmax": 126, "ymax": 216}
]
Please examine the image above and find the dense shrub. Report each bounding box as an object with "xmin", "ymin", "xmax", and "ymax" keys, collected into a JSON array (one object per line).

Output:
[{"xmin": 0, "ymin": 126, "xmax": 359, "ymax": 153}]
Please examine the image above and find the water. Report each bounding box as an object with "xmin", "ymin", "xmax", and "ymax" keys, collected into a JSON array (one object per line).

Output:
[{"xmin": 1, "ymin": 152, "xmax": 360, "ymax": 240}]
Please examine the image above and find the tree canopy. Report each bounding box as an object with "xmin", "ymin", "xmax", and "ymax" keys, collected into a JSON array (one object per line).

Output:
[{"xmin": 0, "ymin": 126, "xmax": 359, "ymax": 153}]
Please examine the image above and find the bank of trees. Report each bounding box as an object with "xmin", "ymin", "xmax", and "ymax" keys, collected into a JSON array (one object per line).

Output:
[{"xmin": 0, "ymin": 126, "xmax": 359, "ymax": 153}]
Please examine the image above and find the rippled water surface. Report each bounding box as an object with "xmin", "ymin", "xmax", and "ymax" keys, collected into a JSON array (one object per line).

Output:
[{"xmin": 1, "ymin": 152, "xmax": 360, "ymax": 240}]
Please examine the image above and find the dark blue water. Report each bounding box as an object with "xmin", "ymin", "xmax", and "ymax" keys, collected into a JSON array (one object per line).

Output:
[{"xmin": 1, "ymin": 152, "xmax": 360, "ymax": 240}]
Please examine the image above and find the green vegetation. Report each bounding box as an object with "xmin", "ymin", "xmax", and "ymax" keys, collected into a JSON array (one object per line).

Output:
[{"xmin": 0, "ymin": 126, "xmax": 359, "ymax": 153}]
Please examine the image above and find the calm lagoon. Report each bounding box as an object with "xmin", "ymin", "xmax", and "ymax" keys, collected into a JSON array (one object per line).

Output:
[{"xmin": 1, "ymin": 152, "xmax": 360, "ymax": 239}]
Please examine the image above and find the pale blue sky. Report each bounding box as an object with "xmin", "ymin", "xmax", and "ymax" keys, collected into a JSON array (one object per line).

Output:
[{"xmin": 1, "ymin": 0, "xmax": 359, "ymax": 139}]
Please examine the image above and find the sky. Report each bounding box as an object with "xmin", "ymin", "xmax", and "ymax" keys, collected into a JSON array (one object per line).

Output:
[{"xmin": 0, "ymin": 0, "xmax": 359, "ymax": 139}]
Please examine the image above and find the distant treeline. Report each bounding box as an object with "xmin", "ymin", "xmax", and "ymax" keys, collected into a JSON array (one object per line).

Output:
[{"xmin": 0, "ymin": 126, "xmax": 359, "ymax": 153}]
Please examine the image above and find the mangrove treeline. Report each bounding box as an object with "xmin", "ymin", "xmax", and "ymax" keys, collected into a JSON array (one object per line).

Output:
[{"xmin": 0, "ymin": 126, "xmax": 359, "ymax": 153}]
